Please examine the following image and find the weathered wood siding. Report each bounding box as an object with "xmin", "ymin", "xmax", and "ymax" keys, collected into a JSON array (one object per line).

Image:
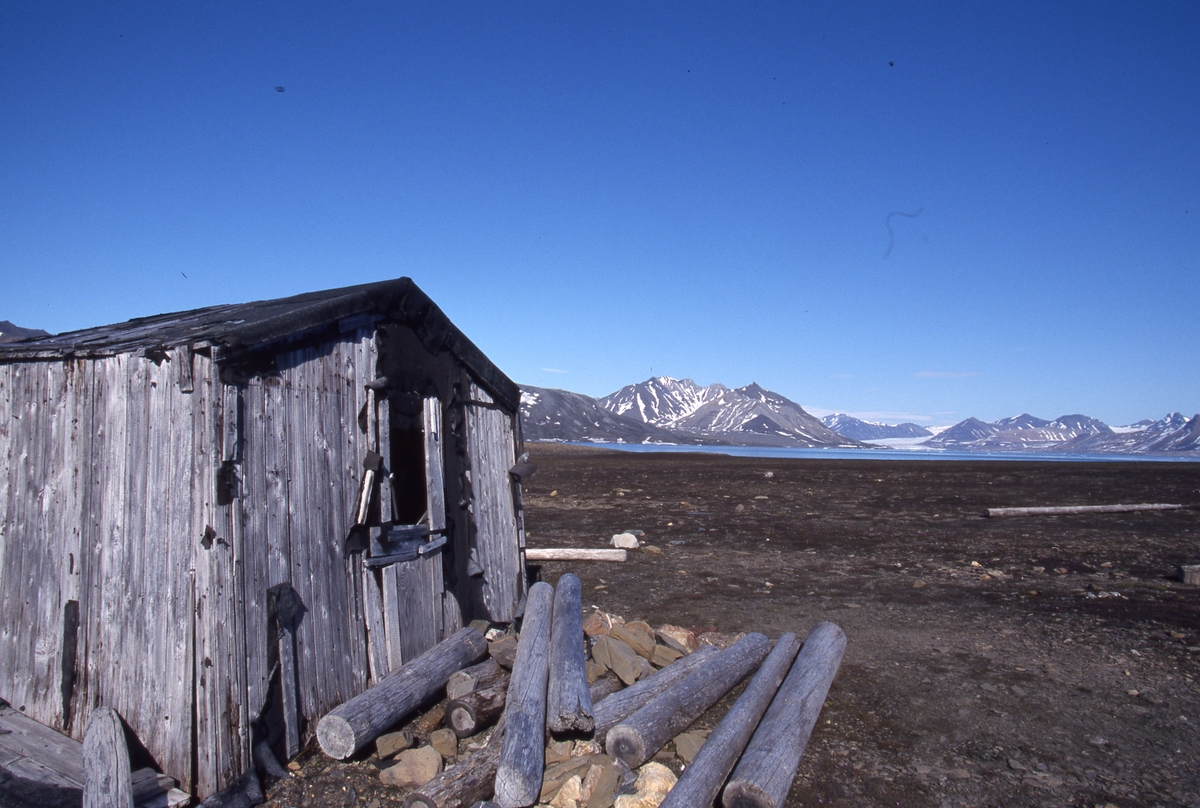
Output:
[
  {"xmin": 0, "ymin": 316, "xmax": 523, "ymax": 799},
  {"xmin": 0, "ymin": 354, "xmax": 196, "ymax": 791},
  {"xmin": 463, "ymin": 383, "xmax": 525, "ymax": 622}
]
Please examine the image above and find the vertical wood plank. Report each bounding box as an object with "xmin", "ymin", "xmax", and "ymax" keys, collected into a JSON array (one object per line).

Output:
[{"xmin": 463, "ymin": 384, "xmax": 522, "ymax": 622}]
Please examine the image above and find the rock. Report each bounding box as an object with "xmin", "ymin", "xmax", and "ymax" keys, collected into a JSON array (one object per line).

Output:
[
  {"xmin": 614, "ymin": 762, "xmax": 677, "ymax": 808},
  {"xmin": 650, "ymin": 645, "xmax": 682, "ymax": 668},
  {"xmin": 586, "ymin": 660, "xmax": 607, "ymax": 683},
  {"xmin": 489, "ymin": 635, "xmax": 520, "ymax": 669},
  {"xmin": 469, "ymin": 618, "xmax": 492, "ymax": 634},
  {"xmin": 582, "ymin": 760, "xmax": 620, "ymax": 808},
  {"xmin": 286, "ymin": 761, "xmax": 301, "ymax": 772},
  {"xmin": 379, "ymin": 746, "xmax": 443, "ymax": 788},
  {"xmin": 911, "ymin": 580, "xmax": 928, "ymax": 589},
  {"xmin": 540, "ymin": 757, "xmax": 593, "ymax": 803},
  {"xmin": 655, "ymin": 625, "xmax": 697, "ymax": 655},
  {"xmin": 546, "ymin": 738, "xmax": 574, "ymax": 765},
  {"xmin": 696, "ymin": 631, "xmax": 744, "ymax": 651},
  {"xmin": 611, "ymin": 533, "xmax": 640, "ymax": 549},
  {"xmin": 593, "ymin": 635, "xmax": 643, "ymax": 685},
  {"xmin": 550, "ymin": 774, "xmax": 585, "ymax": 808},
  {"xmin": 610, "ymin": 622, "xmax": 656, "ymax": 660},
  {"xmin": 572, "ymin": 741, "xmax": 603, "ymax": 758},
  {"xmin": 583, "ymin": 610, "xmax": 621, "ymax": 637},
  {"xmin": 417, "ymin": 703, "xmax": 448, "ymax": 733},
  {"xmin": 622, "ymin": 529, "xmax": 645, "ymax": 537},
  {"xmin": 429, "ymin": 728, "xmax": 458, "ymax": 759},
  {"xmin": 641, "ymin": 545, "xmax": 662, "ymax": 555},
  {"xmin": 672, "ymin": 730, "xmax": 708, "ymax": 764},
  {"xmin": 376, "ymin": 729, "xmax": 414, "ymax": 759}
]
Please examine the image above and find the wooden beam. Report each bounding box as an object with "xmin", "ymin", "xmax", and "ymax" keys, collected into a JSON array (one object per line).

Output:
[
  {"xmin": 605, "ymin": 633, "xmax": 771, "ymax": 769},
  {"xmin": 658, "ymin": 633, "xmax": 801, "ymax": 808},
  {"xmin": 83, "ymin": 706, "xmax": 134, "ymax": 808},
  {"xmin": 494, "ymin": 581, "xmax": 554, "ymax": 807},
  {"xmin": 985, "ymin": 503, "xmax": 1184, "ymax": 518},
  {"xmin": 317, "ymin": 627, "xmax": 487, "ymax": 760},
  {"xmin": 722, "ymin": 622, "xmax": 847, "ymax": 808},
  {"xmin": 524, "ymin": 549, "xmax": 627, "ymax": 562},
  {"xmin": 545, "ymin": 573, "xmax": 593, "ymax": 734}
]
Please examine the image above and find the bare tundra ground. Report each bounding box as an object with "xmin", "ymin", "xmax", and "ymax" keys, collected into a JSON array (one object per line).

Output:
[
  {"xmin": 262, "ymin": 443, "xmax": 1199, "ymax": 808},
  {"xmin": 521, "ymin": 444, "xmax": 1200, "ymax": 808}
]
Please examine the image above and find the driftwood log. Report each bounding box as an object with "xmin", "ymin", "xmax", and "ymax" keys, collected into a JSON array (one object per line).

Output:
[
  {"xmin": 546, "ymin": 573, "xmax": 594, "ymax": 734},
  {"xmin": 404, "ymin": 718, "xmax": 506, "ymax": 808},
  {"xmin": 317, "ymin": 627, "xmax": 488, "ymax": 759},
  {"xmin": 83, "ymin": 706, "xmax": 134, "ymax": 808},
  {"xmin": 605, "ymin": 632, "xmax": 771, "ymax": 768},
  {"xmin": 985, "ymin": 503, "xmax": 1184, "ymax": 518},
  {"xmin": 723, "ymin": 622, "xmax": 847, "ymax": 808},
  {"xmin": 447, "ymin": 658, "xmax": 508, "ymax": 700},
  {"xmin": 494, "ymin": 581, "xmax": 555, "ymax": 807},
  {"xmin": 658, "ymin": 633, "xmax": 801, "ymax": 808},
  {"xmin": 523, "ymin": 549, "xmax": 627, "ymax": 562},
  {"xmin": 592, "ymin": 644, "xmax": 718, "ymax": 739},
  {"xmin": 448, "ymin": 683, "xmax": 508, "ymax": 738}
]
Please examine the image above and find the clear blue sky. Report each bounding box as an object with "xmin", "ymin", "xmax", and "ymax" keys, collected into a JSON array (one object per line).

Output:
[{"xmin": 3, "ymin": 3, "xmax": 1197, "ymax": 426}]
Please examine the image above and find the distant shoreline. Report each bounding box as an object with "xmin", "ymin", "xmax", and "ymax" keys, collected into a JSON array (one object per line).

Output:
[{"xmin": 527, "ymin": 440, "xmax": 1200, "ymax": 464}]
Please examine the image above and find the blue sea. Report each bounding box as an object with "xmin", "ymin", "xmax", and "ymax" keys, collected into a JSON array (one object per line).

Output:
[{"xmin": 562, "ymin": 442, "xmax": 1199, "ymax": 464}]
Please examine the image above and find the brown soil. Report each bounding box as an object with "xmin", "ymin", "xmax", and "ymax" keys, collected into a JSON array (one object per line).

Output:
[{"xmin": 264, "ymin": 444, "xmax": 1200, "ymax": 808}]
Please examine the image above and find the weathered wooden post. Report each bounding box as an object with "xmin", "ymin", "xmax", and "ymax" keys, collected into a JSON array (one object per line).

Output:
[
  {"xmin": 658, "ymin": 633, "xmax": 800, "ymax": 808},
  {"xmin": 605, "ymin": 632, "xmax": 770, "ymax": 769},
  {"xmin": 722, "ymin": 622, "xmax": 846, "ymax": 808},
  {"xmin": 546, "ymin": 573, "xmax": 593, "ymax": 734},
  {"xmin": 317, "ymin": 627, "xmax": 487, "ymax": 759},
  {"xmin": 494, "ymin": 580, "xmax": 555, "ymax": 807},
  {"xmin": 83, "ymin": 706, "xmax": 134, "ymax": 808}
]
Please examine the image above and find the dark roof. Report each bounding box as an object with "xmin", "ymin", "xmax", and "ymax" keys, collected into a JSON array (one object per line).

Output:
[{"xmin": 0, "ymin": 277, "xmax": 518, "ymax": 410}]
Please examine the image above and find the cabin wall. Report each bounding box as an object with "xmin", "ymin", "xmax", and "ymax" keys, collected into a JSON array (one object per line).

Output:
[
  {"xmin": 0, "ymin": 317, "xmax": 522, "ymax": 799},
  {"xmin": 0, "ymin": 353, "xmax": 198, "ymax": 792},
  {"xmin": 220, "ymin": 327, "xmax": 376, "ymax": 794}
]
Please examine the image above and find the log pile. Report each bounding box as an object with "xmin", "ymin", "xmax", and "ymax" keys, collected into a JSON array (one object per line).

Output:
[{"xmin": 315, "ymin": 570, "xmax": 845, "ymax": 808}]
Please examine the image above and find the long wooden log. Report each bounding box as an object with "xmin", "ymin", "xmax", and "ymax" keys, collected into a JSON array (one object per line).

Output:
[
  {"xmin": 83, "ymin": 706, "xmax": 134, "ymax": 808},
  {"xmin": 524, "ymin": 548, "xmax": 628, "ymax": 562},
  {"xmin": 658, "ymin": 633, "xmax": 801, "ymax": 808},
  {"xmin": 317, "ymin": 627, "xmax": 487, "ymax": 759},
  {"xmin": 605, "ymin": 633, "xmax": 770, "ymax": 769},
  {"xmin": 985, "ymin": 503, "xmax": 1184, "ymax": 518},
  {"xmin": 404, "ymin": 718, "xmax": 506, "ymax": 808},
  {"xmin": 447, "ymin": 658, "xmax": 508, "ymax": 700},
  {"xmin": 546, "ymin": 573, "xmax": 594, "ymax": 734},
  {"xmin": 592, "ymin": 644, "xmax": 718, "ymax": 739},
  {"xmin": 722, "ymin": 622, "xmax": 846, "ymax": 808},
  {"xmin": 448, "ymin": 683, "xmax": 508, "ymax": 738},
  {"xmin": 494, "ymin": 581, "xmax": 555, "ymax": 807}
]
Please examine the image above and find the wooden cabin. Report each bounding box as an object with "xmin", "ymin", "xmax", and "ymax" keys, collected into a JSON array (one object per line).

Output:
[{"xmin": 0, "ymin": 278, "xmax": 527, "ymax": 798}]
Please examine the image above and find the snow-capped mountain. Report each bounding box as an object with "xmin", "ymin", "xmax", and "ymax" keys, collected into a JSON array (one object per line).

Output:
[
  {"xmin": 599, "ymin": 377, "xmax": 861, "ymax": 448},
  {"xmin": 519, "ymin": 386, "xmax": 701, "ymax": 445},
  {"xmin": 520, "ymin": 376, "xmax": 1200, "ymax": 456},
  {"xmin": 822, "ymin": 414, "xmax": 933, "ymax": 441},
  {"xmin": 1055, "ymin": 413, "xmax": 1200, "ymax": 455},
  {"xmin": 599, "ymin": 377, "xmax": 728, "ymax": 428}
]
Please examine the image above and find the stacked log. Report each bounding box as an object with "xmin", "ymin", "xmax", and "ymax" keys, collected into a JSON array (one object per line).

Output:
[
  {"xmin": 317, "ymin": 627, "xmax": 488, "ymax": 759},
  {"xmin": 723, "ymin": 622, "xmax": 847, "ymax": 808}
]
